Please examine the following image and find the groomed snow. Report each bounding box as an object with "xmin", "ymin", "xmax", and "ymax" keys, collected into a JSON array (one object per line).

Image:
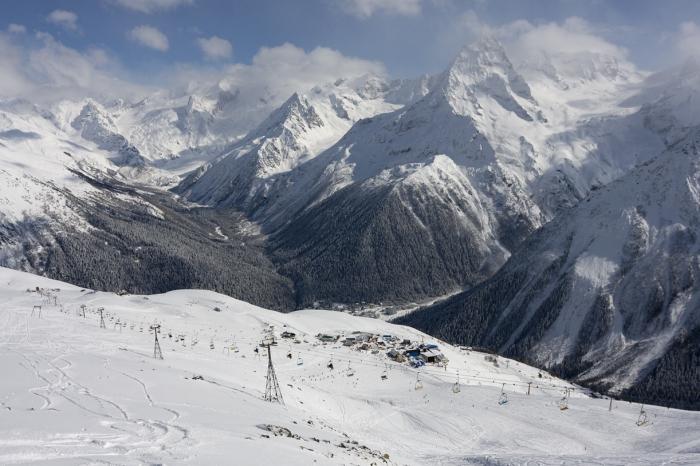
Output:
[{"xmin": 1, "ymin": 268, "xmax": 698, "ymax": 465}]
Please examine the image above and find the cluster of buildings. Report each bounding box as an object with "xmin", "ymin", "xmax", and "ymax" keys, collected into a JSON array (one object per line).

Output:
[{"xmin": 315, "ymin": 331, "xmax": 447, "ymax": 368}]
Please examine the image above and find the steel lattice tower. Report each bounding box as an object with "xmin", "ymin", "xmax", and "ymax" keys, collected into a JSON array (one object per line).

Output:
[
  {"xmin": 264, "ymin": 344, "xmax": 283, "ymax": 404},
  {"xmin": 151, "ymin": 324, "xmax": 163, "ymax": 360},
  {"xmin": 98, "ymin": 308, "xmax": 106, "ymax": 329}
]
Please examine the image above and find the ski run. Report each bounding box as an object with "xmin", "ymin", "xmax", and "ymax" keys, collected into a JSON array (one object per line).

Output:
[{"xmin": 0, "ymin": 267, "xmax": 698, "ymax": 465}]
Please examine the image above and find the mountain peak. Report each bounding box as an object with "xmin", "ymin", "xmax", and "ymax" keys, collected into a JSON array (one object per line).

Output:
[
  {"xmin": 258, "ymin": 92, "xmax": 322, "ymax": 132},
  {"xmin": 454, "ymin": 36, "xmax": 510, "ymax": 66},
  {"xmin": 435, "ymin": 37, "xmax": 535, "ymax": 119},
  {"xmin": 450, "ymin": 37, "xmax": 533, "ymax": 98},
  {"xmin": 448, "ymin": 37, "xmax": 515, "ymax": 79}
]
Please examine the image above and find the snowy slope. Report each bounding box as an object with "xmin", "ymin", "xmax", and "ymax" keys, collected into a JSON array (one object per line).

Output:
[
  {"xmin": 1, "ymin": 267, "xmax": 699, "ymax": 465},
  {"xmin": 0, "ymin": 100, "xmax": 100, "ymax": 226},
  {"xmin": 399, "ymin": 128, "xmax": 700, "ymax": 409}
]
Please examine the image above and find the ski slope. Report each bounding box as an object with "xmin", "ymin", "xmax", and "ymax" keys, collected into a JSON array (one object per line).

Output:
[{"xmin": 0, "ymin": 267, "xmax": 698, "ymax": 465}]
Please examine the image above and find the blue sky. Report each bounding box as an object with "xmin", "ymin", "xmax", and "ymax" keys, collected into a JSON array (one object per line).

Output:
[
  {"xmin": 5, "ymin": 0, "xmax": 700, "ymax": 74},
  {"xmin": 2, "ymin": 0, "xmax": 700, "ymax": 102}
]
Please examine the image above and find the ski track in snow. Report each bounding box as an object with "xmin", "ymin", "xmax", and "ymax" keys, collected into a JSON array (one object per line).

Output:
[{"xmin": 0, "ymin": 310, "xmax": 194, "ymax": 464}]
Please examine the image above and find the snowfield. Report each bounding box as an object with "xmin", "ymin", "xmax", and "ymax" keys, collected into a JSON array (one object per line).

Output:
[{"xmin": 0, "ymin": 268, "xmax": 698, "ymax": 465}]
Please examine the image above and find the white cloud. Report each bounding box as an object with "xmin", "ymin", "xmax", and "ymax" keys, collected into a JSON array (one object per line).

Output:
[
  {"xmin": 218, "ymin": 43, "xmax": 385, "ymax": 95},
  {"xmin": 0, "ymin": 30, "xmax": 383, "ymax": 131},
  {"xmin": 675, "ymin": 21, "xmax": 700, "ymax": 60},
  {"xmin": 7, "ymin": 24, "xmax": 26, "ymax": 34},
  {"xmin": 0, "ymin": 32, "xmax": 149, "ymax": 103},
  {"xmin": 0, "ymin": 33, "xmax": 32, "ymax": 97},
  {"xmin": 197, "ymin": 36, "xmax": 233, "ymax": 61},
  {"xmin": 502, "ymin": 17, "xmax": 628, "ymax": 63},
  {"xmin": 128, "ymin": 25, "xmax": 169, "ymax": 51},
  {"xmin": 164, "ymin": 42, "xmax": 385, "ymax": 121},
  {"xmin": 339, "ymin": 0, "xmax": 422, "ymax": 18},
  {"xmin": 46, "ymin": 10, "xmax": 79, "ymax": 31},
  {"xmin": 442, "ymin": 12, "xmax": 629, "ymax": 65},
  {"xmin": 112, "ymin": 0, "xmax": 194, "ymax": 13}
]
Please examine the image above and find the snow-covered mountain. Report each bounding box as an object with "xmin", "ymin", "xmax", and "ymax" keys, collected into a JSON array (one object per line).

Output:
[
  {"xmin": 2, "ymin": 267, "xmax": 699, "ymax": 464},
  {"xmin": 101, "ymin": 74, "xmax": 433, "ymax": 173},
  {"xmin": 69, "ymin": 101, "xmax": 145, "ymax": 168},
  {"xmin": 176, "ymin": 76, "xmax": 413, "ymax": 211},
  {"xmin": 179, "ymin": 38, "xmax": 672, "ymax": 308},
  {"xmin": 399, "ymin": 128, "xmax": 700, "ymax": 409},
  {"xmin": 0, "ymin": 98, "xmax": 298, "ymax": 310},
  {"xmin": 0, "ymin": 72, "xmax": 433, "ymax": 311}
]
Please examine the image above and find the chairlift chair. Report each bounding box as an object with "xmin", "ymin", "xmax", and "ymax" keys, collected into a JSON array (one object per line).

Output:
[
  {"xmin": 297, "ymin": 354, "xmax": 304, "ymax": 366},
  {"xmin": 498, "ymin": 383, "xmax": 508, "ymax": 405},
  {"xmin": 558, "ymin": 397, "xmax": 569, "ymax": 411},
  {"xmin": 452, "ymin": 372, "xmax": 461, "ymax": 393},
  {"xmin": 636, "ymin": 405, "xmax": 649, "ymax": 426},
  {"xmin": 558, "ymin": 389, "xmax": 569, "ymax": 411},
  {"xmin": 414, "ymin": 373, "xmax": 423, "ymax": 391},
  {"xmin": 381, "ymin": 363, "xmax": 389, "ymax": 380}
]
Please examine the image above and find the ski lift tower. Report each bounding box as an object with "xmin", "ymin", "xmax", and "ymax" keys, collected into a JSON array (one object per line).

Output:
[
  {"xmin": 151, "ymin": 324, "xmax": 163, "ymax": 359},
  {"xmin": 263, "ymin": 337, "xmax": 283, "ymax": 404},
  {"xmin": 98, "ymin": 307, "xmax": 106, "ymax": 329}
]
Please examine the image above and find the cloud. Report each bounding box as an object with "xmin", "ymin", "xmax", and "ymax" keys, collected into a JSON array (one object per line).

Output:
[
  {"xmin": 339, "ymin": 0, "xmax": 422, "ymax": 18},
  {"xmin": 502, "ymin": 17, "xmax": 628, "ymax": 64},
  {"xmin": 442, "ymin": 12, "xmax": 629, "ymax": 66},
  {"xmin": 112, "ymin": 0, "xmax": 194, "ymax": 13},
  {"xmin": 29, "ymin": 33, "xmax": 150, "ymax": 101},
  {"xmin": 197, "ymin": 36, "xmax": 233, "ymax": 61},
  {"xmin": 217, "ymin": 43, "xmax": 385, "ymax": 96},
  {"xmin": 0, "ymin": 31, "xmax": 149, "ymax": 103},
  {"xmin": 674, "ymin": 21, "xmax": 700, "ymax": 60},
  {"xmin": 7, "ymin": 24, "xmax": 26, "ymax": 34},
  {"xmin": 46, "ymin": 10, "xmax": 79, "ymax": 31},
  {"xmin": 0, "ymin": 33, "xmax": 32, "ymax": 97},
  {"xmin": 128, "ymin": 25, "xmax": 169, "ymax": 51},
  {"xmin": 0, "ymin": 30, "xmax": 382, "ymax": 110},
  {"xmin": 163, "ymin": 42, "xmax": 385, "ymax": 129}
]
